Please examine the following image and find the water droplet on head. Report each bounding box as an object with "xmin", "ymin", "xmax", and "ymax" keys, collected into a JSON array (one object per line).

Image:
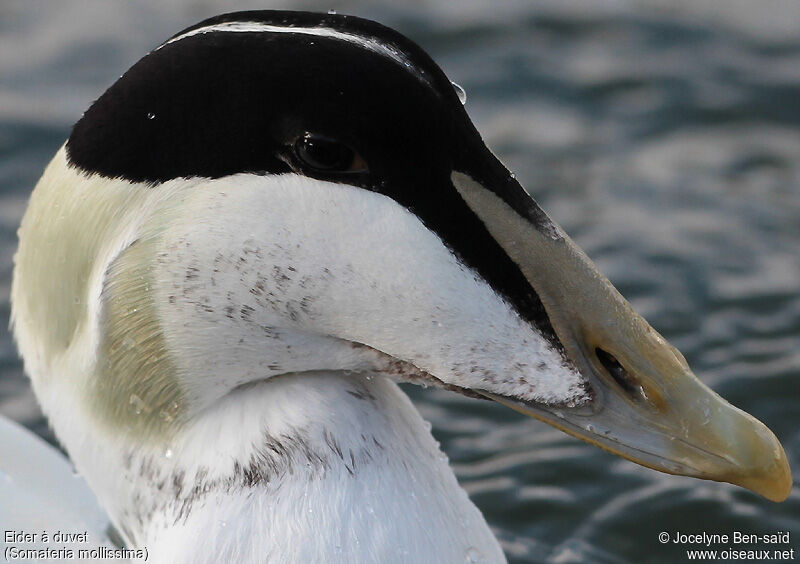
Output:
[
  {"xmin": 451, "ymin": 81, "xmax": 467, "ymax": 105},
  {"xmin": 164, "ymin": 448, "xmax": 173, "ymax": 459},
  {"xmin": 423, "ymin": 420, "xmax": 432, "ymax": 431},
  {"xmin": 465, "ymin": 546, "xmax": 484, "ymax": 563},
  {"xmin": 327, "ymin": 9, "xmax": 337, "ymax": 15},
  {"xmin": 146, "ymin": 112, "xmax": 156, "ymax": 120},
  {"xmin": 129, "ymin": 394, "xmax": 145, "ymax": 415}
]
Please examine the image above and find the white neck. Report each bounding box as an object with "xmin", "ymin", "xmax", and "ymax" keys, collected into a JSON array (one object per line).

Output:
[{"xmin": 51, "ymin": 372, "xmax": 504, "ymax": 563}]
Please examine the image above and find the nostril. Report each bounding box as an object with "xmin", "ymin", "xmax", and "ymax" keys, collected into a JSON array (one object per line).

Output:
[{"xmin": 595, "ymin": 347, "xmax": 643, "ymax": 400}]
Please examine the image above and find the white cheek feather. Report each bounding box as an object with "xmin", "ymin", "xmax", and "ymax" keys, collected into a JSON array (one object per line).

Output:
[
  {"xmin": 154, "ymin": 173, "xmax": 588, "ymax": 408},
  {"xmin": 10, "ymin": 153, "xmax": 571, "ymax": 563}
]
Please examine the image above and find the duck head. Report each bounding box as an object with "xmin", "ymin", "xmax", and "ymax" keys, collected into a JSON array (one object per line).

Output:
[{"xmin": 13, "ymin": 10, "xmax": 791, "ymax": 503}]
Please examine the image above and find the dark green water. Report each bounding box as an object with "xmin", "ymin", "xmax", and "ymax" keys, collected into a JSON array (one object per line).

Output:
[{"xmin": 1, "ymin": 2, "xmax": 798, "ymax": 562}]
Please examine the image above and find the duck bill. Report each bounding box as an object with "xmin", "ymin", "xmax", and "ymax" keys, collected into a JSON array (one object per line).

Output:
[{"xmin": 451, "ymin": 171, "xmax": 792, "ymax": 502}]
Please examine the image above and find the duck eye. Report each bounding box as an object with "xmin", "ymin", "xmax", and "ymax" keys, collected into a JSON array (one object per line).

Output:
[{"xmin": 293, "ymin": 134, "xmax": 367, "ymax": 173}]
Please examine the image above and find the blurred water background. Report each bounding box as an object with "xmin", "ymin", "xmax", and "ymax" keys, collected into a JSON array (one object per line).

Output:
[{"xmin": 1, "ymin": 1, "xmax": 799, "ymax": 562}]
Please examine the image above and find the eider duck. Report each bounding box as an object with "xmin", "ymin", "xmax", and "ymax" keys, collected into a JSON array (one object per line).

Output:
[{"xmin": 8, "ymin": 10, "xmax": 790, "ymax": 563}]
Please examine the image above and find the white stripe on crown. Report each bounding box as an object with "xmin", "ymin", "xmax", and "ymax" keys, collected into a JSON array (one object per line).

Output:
[{"xmin": 158, "ymin": 21, "xmax": 428, "ymax": 84}]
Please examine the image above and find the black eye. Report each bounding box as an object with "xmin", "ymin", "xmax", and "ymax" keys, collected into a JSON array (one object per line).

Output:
[{"xmin": 293, "ymin": 134, "xmax": 367, "ymax": 173}]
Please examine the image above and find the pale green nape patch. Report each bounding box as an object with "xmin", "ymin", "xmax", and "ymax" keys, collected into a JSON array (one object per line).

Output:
[
  {"xmin": 13, "ymin": 148, "xmax": 140, "ymax": 357},
  {"xmin": 12, "ymin": 147, "xmax": 188, "ymax": 441}
]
